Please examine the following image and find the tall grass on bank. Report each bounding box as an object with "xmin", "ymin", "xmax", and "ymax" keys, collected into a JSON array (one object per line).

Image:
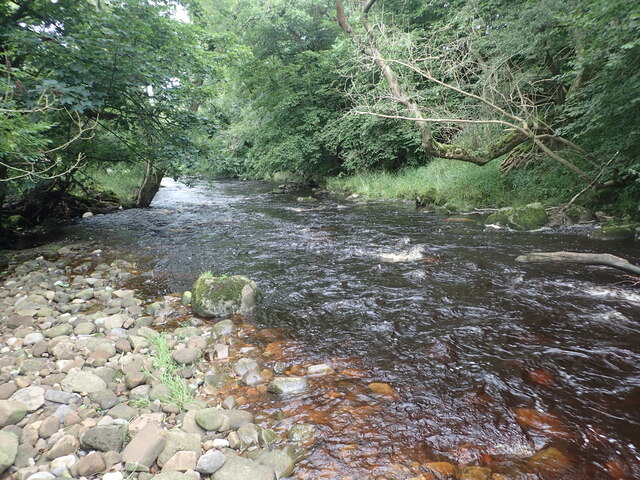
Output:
[
  {"xmin": 326, "ymin": 159, "xmax": 582, "ymax": 211},
  {"xmin": 76, "ymin": 163, "xmax": 145, "ymax": 206}
]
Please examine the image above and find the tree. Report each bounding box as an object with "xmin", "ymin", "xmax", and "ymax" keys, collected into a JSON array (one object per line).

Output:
[{"xmin": 336, "ymin": 0, "xmax": 640, "ymax": 199}]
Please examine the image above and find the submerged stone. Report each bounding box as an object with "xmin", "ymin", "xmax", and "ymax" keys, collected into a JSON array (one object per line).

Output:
[{"xmin": 267, "ymin": 377, "xmax": 309, "ymax": 396}]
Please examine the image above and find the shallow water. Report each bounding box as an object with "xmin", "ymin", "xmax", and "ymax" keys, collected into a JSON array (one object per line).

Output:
[{"xmin": 64, "ymin": 179, "xmax": 640, "ymax": 478}]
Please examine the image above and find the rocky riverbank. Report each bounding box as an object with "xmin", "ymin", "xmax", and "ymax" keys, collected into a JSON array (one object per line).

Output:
[{"xmin": 0, "ymin": 243, "xmax": 319, "ymax": 480}]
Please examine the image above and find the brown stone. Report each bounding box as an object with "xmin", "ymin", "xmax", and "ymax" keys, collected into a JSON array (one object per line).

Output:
[
  {"xmin": 527, "ymin": 447, "xmax": 571, "ymax": 474},
  {"xmin": 73, "ymin": 451, "xmax": 105, "ymax": 477},
  {"xmin": 161, "ymin": 451, "xmax": 197, "ymax": 472},
  {"xmin": 115, "ymin": 338, "xmax": 132, "ymax": 353},
  {"xmin": 514, "ymin": 408, "xmax": 570, "ymax": 439},
  {"xmin": 423, "ymin": 462, "xmax": 456, "ymax": 478},
  {"xmin": 38, "ymin": 416, "xmax": 61, "ymax": 439},
  {"xmin": 121, "ymin": 422, "xmax": 166, "ymax": 468},
  {"xmin": 458, "ymin": 465, "xmax": 492, "ymax": 480},
  {"xmin": 367, "ymin": 382, "xmax": 397, "ymax": 398}
]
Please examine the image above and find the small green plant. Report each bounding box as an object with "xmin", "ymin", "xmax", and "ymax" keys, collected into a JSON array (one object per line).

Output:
[
  {"xmin": 147, "ymin": 334, "xmax": 194, "ymax": 409},
  {"xmin": 200, "ymin": 270, "xmax": 214, "ymax": 279},
  {"xmin": 129, "ymin": 397, "xmax": 151, "ymax": 409}
]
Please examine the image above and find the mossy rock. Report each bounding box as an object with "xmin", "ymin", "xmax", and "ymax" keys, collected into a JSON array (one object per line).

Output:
[
  {"xmin": 192, "ymin": 275, "xmax": 258, "ymax": 318},
  {"xmin": 589, "ymin": 224, "xmax": 635, "ymax": 241},
  {"xmin": 486, "ymin": 203, "xmax": 548, "ymax": 231}
]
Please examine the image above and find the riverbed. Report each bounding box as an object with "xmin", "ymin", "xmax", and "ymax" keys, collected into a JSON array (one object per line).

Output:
[{"xmin": 62, "ymin": 178, "xmax": 640, "ymax": 479}]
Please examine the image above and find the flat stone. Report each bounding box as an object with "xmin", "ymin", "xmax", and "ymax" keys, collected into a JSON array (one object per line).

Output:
[
  {"xmin": 6, "ymin": 316, "xmax": 33, "ymax": 328},
  {"xmin": 0, "ymin": 400, "xmax": 28, "ymax": 427},
  {"xmin": 25, "ymin": 473, "xmax": 55, "ymax": 480},
  {"xmin": 0, "ymin": 431, "xmax": 18, "ymax": 475},
  {"xmin": 267, "ymin": 377, "xmax": 309, "ymax": 396},
  {"xmin": 75, "ymin": 336, "xmax": 116, "ymax": 357},
  {"xmin": 306, "ymin": 363, "xmax": 334, "ymax": 376},
  {"xmin": 44, "ymin": 390, "xmax": 81, "ymax": 405},
  {"xmin": 23, "ymin": 332, "xmax": 45, "ymax": 345},
  {"xmin": 212, "ymin": 453, "xmax": 275, "ymax": 480},
  {"xmin": 81, "ymin": 425, "xmax": 126, "ymax": 452},
  {"xmin": 255, "ymin": 450, "xmax": 294, "ymax": 479},
  {"xmin": 197, "ymin": 449, "xmax": 226, "ymax": 474},
  {"xmin": 50, "ymin": 454, "xmax": 76, "ymax": 475},
  {"xmin": 157, "ymin": 430, "xmax": 201, "ymax": 467},
  {"xmin": 0, "ymin": 382, "xmax": 18, "ymax": 400},
  {"xmin": 74, "ymin": 322, "xmax": 96, "ymax": 335},
  {"xmin": 151, "ymin": 472, "xmax": 199, "ymax": 480},
  {"xmin": 46, "ymin": 434, "xmax": 79, "ymax": 460},
  {"xmin": 39, "ymin": 415, "xmax": 61, "ymax": 439},
  {"xmin": 172, "ymin": 348, "xmax": 201, "ymax": 365},
  {"xmin": 212, "ymin": 320, "xmax": 235, "ymax": 336},
  {"xmin": 287, "ymin": 424, "xmax": 316, "ymax": 444},
  {"xmin": 233, "ymin": 358, "xmax": 260, "ymax": 377},
  {"xmin": 44, "ymin": 324, "xmax": 73, "ymax": 338},
  {"xmin": 90, "ymin": 390, "xmax": 119, "ymax": 409},
  {"xmin": 73, "ymin": 451, "xmax": 105, "ymax": 477},
  {"xmin": 161, "ymin": 451, "xmax": 197, "ymax": 472},
  {"xmin": 195, "ymin": 408, "xmax": 254, "ymax": 432},
  {"xmin": 10, "ymin": 386, "xmax": 45, "ymax": 412},
  {"xmin": 121, "ymin": 422, "xmax": 166, "ymax": 468},
  {"xmin": 237, "ymin": 423, "xmax": 260, "ymax": 447},
  {"xmin": 108, "ymin": 403, "xmax": 137, "ymax": 421},
  {"xmin": 61, "ymin": 371, "xmax": 107, "ymax": 393}
]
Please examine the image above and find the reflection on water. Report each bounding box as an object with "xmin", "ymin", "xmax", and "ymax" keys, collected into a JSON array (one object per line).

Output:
[{"xmin": 64, "ymin": 179, "xmax": 640, "ymax": 479}]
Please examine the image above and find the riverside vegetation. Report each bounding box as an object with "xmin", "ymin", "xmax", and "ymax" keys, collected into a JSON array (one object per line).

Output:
[{"xmin": 1, "ymin": 0, "xmax": 639, "ymax": 243}]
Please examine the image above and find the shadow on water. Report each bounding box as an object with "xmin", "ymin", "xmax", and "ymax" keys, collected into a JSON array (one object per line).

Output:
[{"xmin": 63, "ymin": 179, "xmax": 640, "ymax": 479}]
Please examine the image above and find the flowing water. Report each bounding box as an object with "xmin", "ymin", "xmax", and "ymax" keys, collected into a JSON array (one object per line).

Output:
[{"xmin": 63, "ymin": 179, "xmax": 640, "ymax": 479}]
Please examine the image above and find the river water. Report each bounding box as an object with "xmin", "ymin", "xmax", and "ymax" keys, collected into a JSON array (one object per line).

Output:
[{"xmin": 64, "ymin": 179, "xmax": 640, "ymax": 479}]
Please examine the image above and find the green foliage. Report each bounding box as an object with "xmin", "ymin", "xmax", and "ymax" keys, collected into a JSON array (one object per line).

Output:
[{"xmin": 148, "ymin": 334, "xmax": 194, "ymax": 409}]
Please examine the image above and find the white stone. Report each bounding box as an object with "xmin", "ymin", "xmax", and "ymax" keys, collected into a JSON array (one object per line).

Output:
[
  {"xmin": 103, "ymin": 472, "xmax": 124, "ymax": 480},
  {"xmin": 82, "ymin": 212, "xmax": 93, "ymax": 218},
  {"xmin": 24, "ymin": 332, "xmax": 45, "ymax": 345},
  {"xmin": 212, "ymin": 439, "xmax": 229, "ymax": 448}
]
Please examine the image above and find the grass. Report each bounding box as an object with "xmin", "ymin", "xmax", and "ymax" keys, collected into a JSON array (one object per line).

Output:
[
  {"xmin": 76, "ymin": 163, "xmax": 145, "ymax": 206},
  {"xmin": 326, "ymin": 158, "xmax": 582, "ymax": 211},
  {"xmin": 147, "ymin": 334, "xmax": 194, "ymax": 409}
]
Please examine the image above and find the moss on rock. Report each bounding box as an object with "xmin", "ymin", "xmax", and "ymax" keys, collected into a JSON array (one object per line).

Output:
[
  {"xmin": 589, "ymin": 224, "xmax": 635, "ymax": 241},
  {"xmin": 486, "ymin": 203, "xmax": 548, "ymax": 231},
  {"xmin": 192, "ymin": 275, "xmax": 258, "ymax": 318}
]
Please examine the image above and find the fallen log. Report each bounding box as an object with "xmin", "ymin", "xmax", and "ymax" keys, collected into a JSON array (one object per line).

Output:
[{"xmin": 516, "ymin": 251, "xmax": 640, "ymax": 275}]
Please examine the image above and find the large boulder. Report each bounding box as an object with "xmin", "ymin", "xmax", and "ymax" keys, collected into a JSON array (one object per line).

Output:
[
  {"xmin": 192, "ymin": 275, "xmax": 258, "ymax": 318},
  {"xmin": 486, "ymin": 203, "xmax": 548, "ymax": 231}
]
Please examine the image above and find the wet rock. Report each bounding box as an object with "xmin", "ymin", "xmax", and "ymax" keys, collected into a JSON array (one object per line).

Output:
[
  {"xmin": 81, "ymin": 425, "xmax": 126, "ymax": 452},
  {"xmin": 458, "ymin": 465, "xmax": 492, "ymax": 480},
  {"xmin": 0, "ymin": 400, "xmax": 28, "ymax": 427},
  {"xmin": 233, "ymin": 358, "xmax": 260, "ymax": 377},
  {"xmin": 0, "ymin": 431, "xmax": 18, "ymax": 475},
  {"xmin": 72, "ymin": 451, "xmax": 105, "ymax": 477},
  {"xmin": 513, "ymin": 408, "xmax": 569, "ymax": 438},
  {"xmin": 242, "ymin": 369, "xmax": 263, "ymax": 386},
  {"xmin": 422, "ymin": 462, "xmax": 456, "ymax": 478},
  {"xmin": 46, "ymin": 434, "xmax": 79, "ymax": 460},
  {"xmin": 527, "ymin": 447, "xmax": 571, "ymax": 474},
  {"xmin": 161, "ymin": 451, "xmax": 197, "ymax": 472},
  {"xmin": 122, "ymin": 422, "xmax": 166, "ymax": 468},
  {"xmin": 287, "ymin": 424, "xmax": 316, "ymax": 444},
  {"xmin": 367, "ymin": 382, "xmax": 396, "ymax": 399},
  {"xmin": 212, "ymin": 320, "xmax": 235, "ymax": 336},
  {"xmin": 172, "ymin": 348, "xmax": 201, "ymax": 365},
  {"xmin": 485, "ymin": 203, "xmax": 548, "ymax": 231},
  {"xmin": 157, "ymin": 430, "xmax": 201, "ymax": 467},
  {"xmin": 221, "ymin": 396, "xmax": 236, "ymax": 410},
  {"xmin": 197, "ymin": 450, "xmax": 226, "ymax": 474},
  {"xmin": 212, "ymin": 453, "xmax": 275, "ymax": 480},
  {"xmin": 267, "ymin": 377, "xmax": 309, "ymax": 396},
  {"xmin": 192, "ymin": 275, "xmax": 258, "ymax": 318},
  {"xmin": 61, "ymin": 371, "xmax": 107, "ymax": 393},
  {"xmin": 195, "ymin": 408, "xmax": 254, "ymax": 432},
  {"xmin": 306, "ymin": 363, "xmax": 334, "ymax": 376},
  {"xmin": 9, "ymin": 386, "xmax": 45, "ymax": 412}
]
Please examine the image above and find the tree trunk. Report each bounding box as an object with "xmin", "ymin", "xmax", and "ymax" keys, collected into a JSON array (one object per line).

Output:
[
  {"xmin": 516, "ymin": 251, "xmax": 640, "ymax": 276},
  {"xmin": 136, "ymin": 160, "xmax": 163, "ymax": 208}
]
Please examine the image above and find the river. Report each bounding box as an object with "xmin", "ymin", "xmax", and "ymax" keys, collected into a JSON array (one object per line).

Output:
[{"xmin": 63, "ymin": 178, "xmax": 640, "ymax": 479}]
